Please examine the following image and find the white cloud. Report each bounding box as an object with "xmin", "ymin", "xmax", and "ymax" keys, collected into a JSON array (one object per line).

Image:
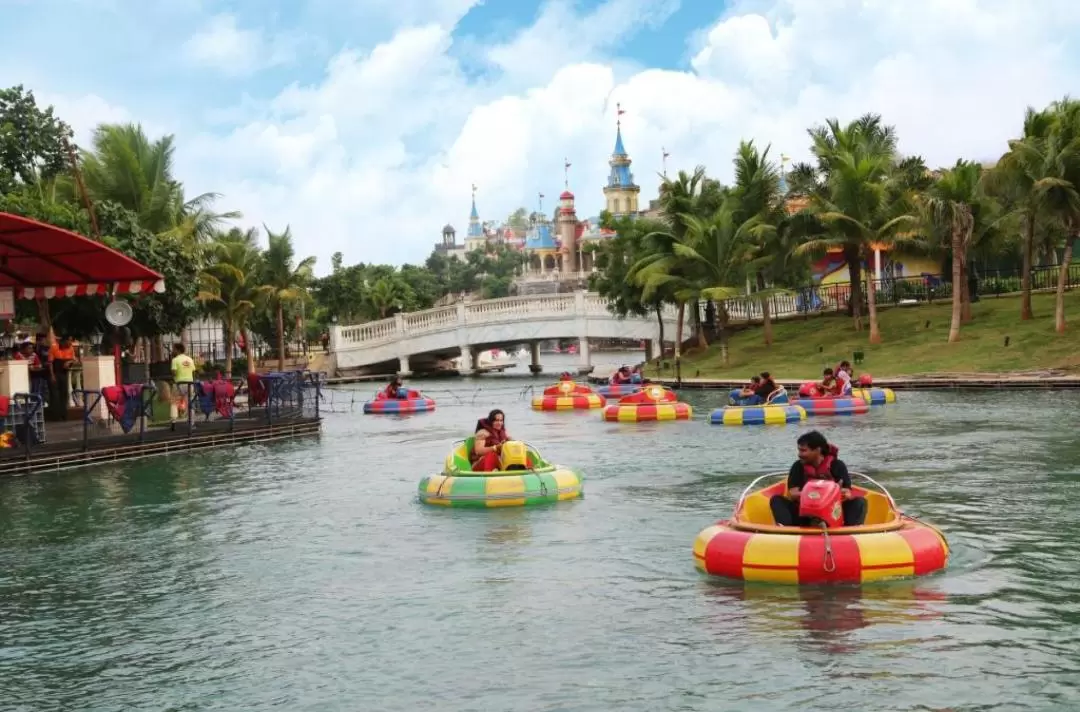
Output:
[
  {"xmin": 182, "ymin": 13, "xmax": 296, "ymax": 76},
  {"xmin": 31, "ymin": 0, "xmax": 1080, "ymax": 274}
]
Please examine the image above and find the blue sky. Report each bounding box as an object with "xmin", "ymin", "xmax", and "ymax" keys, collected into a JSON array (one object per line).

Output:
[{"xmin": 3, "ymin": 0, "xmax": 1079, "ymax": 272}]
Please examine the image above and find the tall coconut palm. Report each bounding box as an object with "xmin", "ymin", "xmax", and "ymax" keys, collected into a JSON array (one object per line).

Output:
[
  {"xmin": 988, "ymin": 108, "xmax": 1075, "ymax": 321},
  {"xmin": 198, "ymin": 229, "xmax": 267, "ymax": 377},
  {"xmin": 1044, "ymin": 98, "xmax": 1080, "ymax": 333},
  {"xmin": 922, "ymin": 161, "xmax": 981, "ymax": 342},
  {"xmin": 262, "ymin": 225, "xmax": 316, "ymax": 371},
  {"xmin": 791, "ymin": 114, "xmax": 918, "ymax": 343},
  {"xmin": 78, "ymin": 123, "xmax": 238, "ymax": 247},
  {"xmin": 731, "ymin": 140, "xmax": 790, "ymax": 346}
]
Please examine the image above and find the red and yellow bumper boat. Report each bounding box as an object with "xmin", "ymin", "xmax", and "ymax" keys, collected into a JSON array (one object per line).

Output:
[
  {"xmin": 602, "ymin": 384, "xmax": 692, "ymax": 422},
  {"xmin": 694, "ymin": 472, "xmax": 948, "ymax": 585},
  {"xmin": 532, "ymin": 379, "xmax": 604, "ymax": 410}
]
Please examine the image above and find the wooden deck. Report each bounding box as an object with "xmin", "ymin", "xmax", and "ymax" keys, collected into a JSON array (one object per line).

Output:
[{"xmin": 0, "ymin": 412, "xmax": 321, "ymax": 477}]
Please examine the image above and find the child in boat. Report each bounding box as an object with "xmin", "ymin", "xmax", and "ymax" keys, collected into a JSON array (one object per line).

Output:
[
  {"xmin": 769, "ymin": 431, "xmax": 867, "ymax": 527},
  {"xmin": 730, "ymin": 375, "xmax": 763, "ymax": 405},
  {"xmin": 819, "ymin": 368, "xmax": 842, "ymax": 396},
  {"xmin": 611, "ymin": 366, "xmax": 631, "ymax": 384}
]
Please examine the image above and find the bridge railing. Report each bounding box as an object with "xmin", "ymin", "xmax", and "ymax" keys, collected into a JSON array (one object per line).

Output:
[{"xmin": 332, "ymin": 292, "xmax": 680, "ymax": 348}]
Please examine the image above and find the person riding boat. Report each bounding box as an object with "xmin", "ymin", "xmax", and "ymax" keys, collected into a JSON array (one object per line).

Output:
[
  {"xmin": 383, "ymin": 377, "xmax": 407, "ymax": 399},
  {"xmin": 759, "ymin": 371, "xmax": 777, "ymax": 397},
  {"xmin": 611, "ymin": 366, "xmax": 632, "ymax": 384},
  {"xmin": 559, "ymin": 372, "xmax": 573, "ymax": 381},
  {"xmin": 835, "ymin": 360, "xmax": 854, "ymax": 395},
  {"xmin": 730, "ymin": 375, "xmax": 764, "ymax": 405},
  {"xmin": 820, "ymin": 368, "xmax": 841, "ymax": 396},
  {"xmin": 769, "ymin": 431, "xmax": 867, "ymax": 527},
  {"xmin": 472, "ymin": 409, "xmax": 509, "ymax": 472}
]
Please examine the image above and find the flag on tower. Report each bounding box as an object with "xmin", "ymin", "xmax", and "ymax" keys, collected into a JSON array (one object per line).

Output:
[
  {"xmin": 564, "ymin": 159, "xmax": 571, "ymax": 169},
  {"xmin": 617, "ymin": 103, "xmax": 625, "ymax": 116}
]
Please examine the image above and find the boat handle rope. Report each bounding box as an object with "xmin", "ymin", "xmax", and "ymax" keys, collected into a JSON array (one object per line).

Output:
[{"xmin": 819, "ymin": 521, "xmax": 836, "ymax": 573}]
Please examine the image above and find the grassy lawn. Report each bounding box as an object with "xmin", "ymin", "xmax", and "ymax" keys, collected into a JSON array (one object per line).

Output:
[{"xmin": 663, "ymin": 291, "xmax": 1080, "ymax": 379}]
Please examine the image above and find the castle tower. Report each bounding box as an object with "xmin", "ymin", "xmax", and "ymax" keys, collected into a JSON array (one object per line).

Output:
[
  {"xmin": 465, "ymin": 184, "xmax": 484, "ymax": 251},
  {"xmin": 557, "ymin": 189, "xmax": 578, "ymax": 272},
  {"xmin": 603, "ymin": 104, "xmax": 640, "ymax": 217},
  {"xmin": 441, "ymin": 223, "xmax": 456, "ymax": 248}
]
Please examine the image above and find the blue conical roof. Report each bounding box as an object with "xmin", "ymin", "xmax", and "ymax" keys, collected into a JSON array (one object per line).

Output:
[{"xmin": 613, "ymin": 126, "xmax": 626, "ymax": 157}]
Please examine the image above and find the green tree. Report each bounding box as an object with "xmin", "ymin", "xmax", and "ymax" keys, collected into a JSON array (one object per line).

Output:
[
  {"xmin": 0, "ymin": 85, "xmax": 74, "ymax": 193},
  {"xmin": 262, "ymin": 225, "xmax": 316, "ymax": 370},
  {"xmin": 198, "ymin": 229, "xmax": 267, "ymax": 376}
]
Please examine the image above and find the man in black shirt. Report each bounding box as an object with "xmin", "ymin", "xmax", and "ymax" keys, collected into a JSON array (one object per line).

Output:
[{"xmin": 769, "ymin": 430, "xmax": 868, "ymax": 527}]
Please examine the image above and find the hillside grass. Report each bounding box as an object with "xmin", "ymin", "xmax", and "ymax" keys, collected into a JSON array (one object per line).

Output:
[{"xmin": 662, "ymin": 291, "xmax": 1080, "ymax": 379}]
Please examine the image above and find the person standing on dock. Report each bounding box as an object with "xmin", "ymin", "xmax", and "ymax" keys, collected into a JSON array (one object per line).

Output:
[{"xmin": 171, "ymin": 343, "xmax": 196, "ymax": 420}]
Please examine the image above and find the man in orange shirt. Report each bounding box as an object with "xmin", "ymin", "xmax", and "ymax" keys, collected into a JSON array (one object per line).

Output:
[{"xmin": 47, "ymin": 336, "xmax": 78, "ymax": 420}]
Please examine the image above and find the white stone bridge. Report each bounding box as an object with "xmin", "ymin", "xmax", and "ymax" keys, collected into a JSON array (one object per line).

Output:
[{"xmin": 330, "ymin": 291, "xmax": 685, "ymax": 375}]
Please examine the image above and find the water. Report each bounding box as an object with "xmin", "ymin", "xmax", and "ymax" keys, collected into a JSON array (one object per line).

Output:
[{"xmin": 2, "ymin": 354, "xmax": 1080, "ymax": 711}]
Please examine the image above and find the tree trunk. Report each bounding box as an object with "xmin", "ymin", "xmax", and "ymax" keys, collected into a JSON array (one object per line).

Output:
[
  {"xmin": 36, "ymin": 298, "xmax": 52, "ymax": 339},
  {"xmin": 223, "ymin": 314, "xmax": 234, "ymax": 378},
  {"xmin": 960, "ymin": 259, "xmax": 973, "ymax": 323},
  {"xmin": 756, "ymin": 272, "xmax": 773, "ymax": 346},
  {"xmin": 674, "ymin": 302, "xmax": 685, "ymax": 360},
  {"xmin": 244, "ymin": 329, "xmax": 256, "ymax": 374},
  {"xmin": 948, "ymin": 224, "xmax": 963, "ymax": 343},
  {"xmin": 276, "ymin": 303, "xmax": 286, "ymax": 371},
  {"xmin": 1021, "ymin": 212, "xmax": 1035, "ymax": 320},
  {"xmin": 844, "ymin": 245, "xmax": 864, "ymax": 330},
  {"xmin": 654, "ymin": 305, "xmax": 665, "ymax": 357},
  {"xmin": 717, "ymin": 304, "xmax": 730, "ymax": 367},
  {"xmin": 1055, "ymin": 239, "xmax": 1074, "ymax": 333},
  {"xmin": 692, "ymin": 299, "xmax": 708, "ymax": 349},
  {"xmin": 866, "ymin": 253, "xmax": 882, "ymax": 344}
]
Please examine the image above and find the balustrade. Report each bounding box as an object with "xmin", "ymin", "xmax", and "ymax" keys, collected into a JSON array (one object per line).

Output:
[{"xmin": 333, "ymin": 291, "xmax": 679, "ymax": 348}]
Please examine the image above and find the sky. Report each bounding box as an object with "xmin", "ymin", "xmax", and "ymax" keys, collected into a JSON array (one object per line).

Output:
[{"xmin": 2, "ymin": 0, "xmax": 1079, "ymax": 275}]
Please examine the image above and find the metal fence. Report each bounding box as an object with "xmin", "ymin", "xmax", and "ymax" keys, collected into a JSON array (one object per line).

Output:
[{"xmin": 703, "ymin": 263, "xmax": 1080, "ymax": 326}]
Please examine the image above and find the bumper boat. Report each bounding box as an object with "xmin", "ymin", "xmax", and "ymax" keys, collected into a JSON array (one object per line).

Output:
[
  {"xmin": 852, "ymin": 387, "xmax": 897, "ymax": 405},
  {"xmin": 363, "ymin": 388, "xmax": 436, "ymax": 414},
  {"xmin": 532, "ymin": 379, "xmax": 604, "ymax": 410},
  {"xmin": 710, "ymin": 404, "xmax": 807, "ymax": 426},
  {"xmin": 596, "ymin": 383, "xmax": 643, "ymax": 399},
  {"xmin": 603, "ymin": 384, "xmax": 692, "ymax": 422},
  {"xmin": 418, "ymin": 438, "xmax": 584, "ymax": 508},
  {"xmin": 793, "ymin": 385, "xmax": 870, "ymax": 416},
  {"xmin": 693, "ymin": 472, "xmax": 948, "ymax": 585}
]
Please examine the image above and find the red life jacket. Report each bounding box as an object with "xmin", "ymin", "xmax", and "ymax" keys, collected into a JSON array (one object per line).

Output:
[
  {"xmin": 803, "ymin": 445, "xmax": 839, "ymax": 480},
  {"xmin": 471, "ymin": 419, "xmax": 509, "ymax": 464},
  {"xmin": 822, "ymin": 377, "xmax": 840, "ymax": 395}
]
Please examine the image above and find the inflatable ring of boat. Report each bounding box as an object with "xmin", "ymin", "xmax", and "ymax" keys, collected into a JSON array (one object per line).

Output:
[
  {"xmin": 709, "ymin": 404, "xmax": 806, "ymax": 426},
  {"xmin": 852, "ymin": 387, "xmax": 897, "ymax": 405},
  {"xmin": 596, "ymin": 383, "xmax": 643, "ymax": 399},
  {"xmin": 532, "ymin": 392, "xmax": 604, "ymax": 410},
  {"xmin": 418, "ymin": 439, "xmax": 584, "ymax": 508},
  {"xmin": 602, "ymin": 386, "xmax": 691, "ymax": 422},
  {"xmin": 363, "ymin": 391, "xmax": 436, "ymax": 414},
  {"xmin": 693, "ymin": 473, "xmax": 949, "ymax": 584},
  {"xmin": 543, "ymin": 379, "xmax": 595, "ymax": 396},
  {"xmin": 796, "ymin": 396, "xmax": 870, "ymax": 416}
]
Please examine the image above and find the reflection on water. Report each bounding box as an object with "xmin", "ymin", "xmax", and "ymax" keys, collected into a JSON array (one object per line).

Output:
[{"xmin": 2, "ymin": 367, "xmax": 1080, "ymax": 711}]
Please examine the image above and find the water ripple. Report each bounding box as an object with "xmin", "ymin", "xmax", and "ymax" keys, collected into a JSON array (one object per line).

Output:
[{"xmin": 1, "ymin": 377, "xmax": 1080, "ymax": 710}]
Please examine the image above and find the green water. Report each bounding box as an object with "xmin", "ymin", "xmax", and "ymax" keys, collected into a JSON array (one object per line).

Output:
[{"xmin": 2, "ymin": 369, "xmax": 1080, "ymax": 711}]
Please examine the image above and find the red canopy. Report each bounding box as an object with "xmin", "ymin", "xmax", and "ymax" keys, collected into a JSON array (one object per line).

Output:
[{"xmin": 0, "ymin": 212, "xmax": 166, "ymax": 299}]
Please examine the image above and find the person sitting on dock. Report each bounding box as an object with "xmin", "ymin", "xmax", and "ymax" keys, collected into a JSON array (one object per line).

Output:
[
  {"xmin": 383, "ymin": 377, "xmax": 406, "ymax": 399},
  {"xmin": 472, "ymin": 409, "xmax": 510, "ymax": 472},
  {"xmin": 770, "ymin": 431, "xmax": 867, "ymax": 527}
]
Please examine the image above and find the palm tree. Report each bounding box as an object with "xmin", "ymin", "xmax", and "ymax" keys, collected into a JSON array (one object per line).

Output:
[
  {"xmin": 989, "ymin": 107, "xmax": 1075, "ymax": 321},
  {"xmin": 922, "ymin": 161, "xmax": 981, "ymax": 342},
  {"xmin": 78, "ymin": 123, "xmax": 238, "ymax": 247},
  {"xmin": 731, "ymin": 140, "xmax": 789, "ymax": 346},
  {"xmin": 198, "ymin": 229, "xmax": 267, "ymax": 377},
  {"xmin": 1044, "ymin": 98, "xmax": 1080, "ymax": 333},
  {"xmin": 262, "ymin": 225, "xmax": 316, "ymax": 371},
  {"xmin": 791, "ymin": 114, "xmax": 918, "ymax": 343}
]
